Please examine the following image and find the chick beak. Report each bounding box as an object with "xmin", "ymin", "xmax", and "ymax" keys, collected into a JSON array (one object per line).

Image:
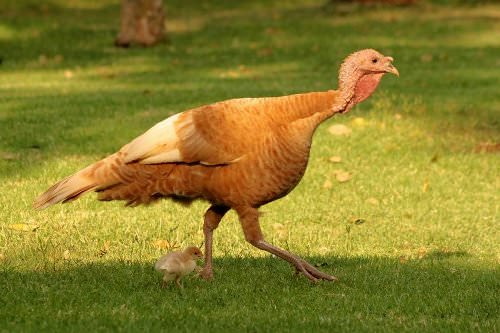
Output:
[{"xmin": 384, "ymin": 56, "xmax": 399, "ymax": 77}]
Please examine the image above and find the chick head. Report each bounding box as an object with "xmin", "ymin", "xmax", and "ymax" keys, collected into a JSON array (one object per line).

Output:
[{"xmin": 184, "ymin": 246, "xmax": 203, "ymax": 260}]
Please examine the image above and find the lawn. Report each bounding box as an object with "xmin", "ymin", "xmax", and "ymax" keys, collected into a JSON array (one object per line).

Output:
[{"xmin": 0, "ymin": 0, "xmax": 499, "ymax": 332}]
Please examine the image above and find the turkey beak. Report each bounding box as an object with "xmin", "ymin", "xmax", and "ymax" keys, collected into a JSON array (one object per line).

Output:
[{"xmin": 384, "ymin": 56, "xmax": 399, "ymax": 77}]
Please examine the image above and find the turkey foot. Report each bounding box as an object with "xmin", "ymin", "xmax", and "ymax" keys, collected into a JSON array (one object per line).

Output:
[
  {"xmin": 253, "ymin": 239, "xmax": 337, "ymax": 282},
  {"xmin": 199, "ymin": 266, "xmax": 214, "ymax": 280}
]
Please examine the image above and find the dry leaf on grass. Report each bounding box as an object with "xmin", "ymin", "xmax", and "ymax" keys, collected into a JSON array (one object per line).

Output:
[
  {"xmin": 366, "ymin": 197, "xmax": 379, "ymax": 205},
  {"xmin": 351, "ymin": 117, "xmax": 367, "ymax": 127},
  {"xmin": 323, "ymin": 179, "xmax": 333, "ymax": 189},
  {"xmin": 63, "ymin": 250, "xmax": 70, "ymax": 260},
  {"xmin": 64, "ymin": 70, "xmax": 74, "ymax": 79},
  {"xmin": 98, "ymin": 240, "xmax": 110, "ymax": 257},
  {"xmin": 328, "ymin": 124, "xmax": 352, "ymax": 136},
  {"xmin": 422, "ymin": 179, "xmax": 430, "ymax": 193},
  {"xmin": 474, "ymin": 142, "xmax": 500, "ymax": 153},
  {"xmin": 334, "ymin": 169, "xmax": 352, "ymax": 183},
  {"xmin": 353, "ymin": 218, "xmax": 366, "ymax": 225},
  {"xmin": 1, "ymin": 152, "xmax": 18, "ymax": 161},
  {"xmin": 329, "ymin": 156, "xmax": 342, "ymax": 163},
  {"xmin": 153, "ymin": 239, "xmax": 169, "ymax": 249},
  {"xmin": 8, "ymin": 223, "xmax": 39, "ymax": 232},
  {"xmin": 152, "ymin": 239, "xmax": 180, "ymax": 251},
  {"xmin": 417, "ymin": 247, "xmax": 428, "ymax": 259}
]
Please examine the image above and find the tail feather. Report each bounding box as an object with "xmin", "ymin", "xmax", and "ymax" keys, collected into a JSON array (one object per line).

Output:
[
  {"xmin": 33, "ymin": 153, "xmax": 123, "ymax": 210},
  {"xmin": 33, "ymin": 172, "xmax": 98, "ymax": 210}
]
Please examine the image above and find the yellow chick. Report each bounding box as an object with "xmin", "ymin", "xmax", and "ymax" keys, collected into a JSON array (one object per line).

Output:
[{"xmin": 155, "ymin": 246, "xmax": 203, "ymax": 288}]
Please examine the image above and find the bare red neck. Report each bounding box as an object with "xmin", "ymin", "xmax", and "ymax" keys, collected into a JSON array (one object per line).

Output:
[
  {"xmin": 353, "ymin": 73, "xmax": 384, "ymax": 103},
  {"xmin": 344, "ymin": 73, "xmax": 384, "ymax": 111},
  {"xmin": 334, "ymin": 68, "xmax": 385, "ymax": 113}
]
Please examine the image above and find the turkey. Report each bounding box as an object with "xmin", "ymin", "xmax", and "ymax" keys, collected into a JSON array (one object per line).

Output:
[{"xmin": 34, "ymin": 49, "xmax": 399, "ymax": 282}]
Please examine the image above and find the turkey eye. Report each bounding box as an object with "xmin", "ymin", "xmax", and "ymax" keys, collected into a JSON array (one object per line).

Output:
[{"xmin": 372, "ymin": 58, "xmax": 378, "ymax": 64}]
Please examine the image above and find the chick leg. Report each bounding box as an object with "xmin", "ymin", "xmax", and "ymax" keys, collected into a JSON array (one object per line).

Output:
[
  {"xmin": 175, "ymin": 276, "xmax": 183, "ymax": 288},
  {"xmin": 200, "ymin": 205, "xmax": 230, "ymax": 280},
  {"xmin": 237, "ymin": 206, "xmax": 337, "ymax": 282}
]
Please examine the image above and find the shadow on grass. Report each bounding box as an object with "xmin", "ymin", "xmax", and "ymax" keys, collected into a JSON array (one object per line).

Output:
[{"xmin": 1, "ymin": 255, "xmax": 498, "ymax": 332}]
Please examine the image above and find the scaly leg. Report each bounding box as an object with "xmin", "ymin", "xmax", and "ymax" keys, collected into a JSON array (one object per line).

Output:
[
  {"xmin": 200, "ymin": 205, "xmax": 230, "ymax": 280},
  {"xmin": 236, "ymin": 206, "xmax": 337, "ymax": 282},
  {"xmin": 175, "ymin": 276, "xmax": 183, "ymax": 288}
]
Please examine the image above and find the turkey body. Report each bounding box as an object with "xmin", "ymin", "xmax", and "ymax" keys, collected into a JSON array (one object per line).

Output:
[{"xmin": 95, "ymin": 92, "xmax": 335, "ymax": 209}]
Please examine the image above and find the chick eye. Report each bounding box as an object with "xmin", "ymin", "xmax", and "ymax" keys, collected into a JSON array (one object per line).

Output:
[{"xmin": 372, "ymin": 58, "xmax": 378, "ymax": 64}]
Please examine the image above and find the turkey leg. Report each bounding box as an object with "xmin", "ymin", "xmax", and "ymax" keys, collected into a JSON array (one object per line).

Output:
[
  {"xmin": 200, "ymin": 205, "xmax": 229, "ymax": 280},
  {"xmin": 236, "ymin": 206, "xmax": 337, "ymax": 282}
]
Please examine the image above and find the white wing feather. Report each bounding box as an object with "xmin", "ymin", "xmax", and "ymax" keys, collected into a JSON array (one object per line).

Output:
[
  {"xmin": 122, "ymin": 113, "xmax": 183, "ymax": 164},
  {"xmin": 121, "ymin": 107, "xmax": 244, "ymax": 166}
]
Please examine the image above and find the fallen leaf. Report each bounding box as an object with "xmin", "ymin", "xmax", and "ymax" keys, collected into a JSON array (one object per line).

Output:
[
  {"xmin": 64, "ymin": 70, "xmax": 74, "ymax": 79},
  {"xmin": 329, "ymin": 156, "xmax": 342, "ymax": 163},
  {"xmin": 63, "ymin": 250, "xmax": 70, "ymax": 260},
  {"xmin": 8, "ymin": 223, "xmax": 39, "ymax": 232},
  {"xmin": 220, "ymin": 70, "xmax": 240, "ymax": 78},
  {"xmin": 98, "ymin": 240, "xmax": 110, "ymax": 257},
  {"xmin": 153, "ymin": 239, "xmax": 169, "ymax": 250},
  {"xmin": 351, "ymin": 117, "xmax": 367, "ymax": 127},
  {"xmin": 322, "ymin": 179, "xmax": 333, "ymax": 189},
  {"xmin": 334, "ymin": 169, "xmax": 352, "ymax": 183},
  {"xmin": 152, "ymin": 239, "xmax": 179, "ymax": 251},
  {"xmin": 366, "ymin": 197, "xmax": 379, "ymax": 205},
  {"xmin": 422, "ymin": 179, "xmax": 429, "ymax": 193},
  {"xmin": 353, "ymin": 218, "xmax": 366, "ymax": 225},
  {"xmin": 328, "ymin": 124, "xmax": 352, "ymax": 136},
  {"xmin": 417, "ymin": 247, "xmax": 428, "ymax": 259},
  {"xmin": 474, "ymin": 142, "xmax": 500, "ymax": 153},
  {"xmin": 1, "ymin": 152, "xmax": 18, "ymax": 161},
  {"xmin": 394, "ymin": 113, "xmax": 403, "ymax": 120}
]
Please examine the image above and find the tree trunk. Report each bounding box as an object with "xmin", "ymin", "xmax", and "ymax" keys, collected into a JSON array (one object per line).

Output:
[
  {"xmin": 328, "ymin": 0, "xmax": 415, "ymax": 4},
  {"xmin": 115, "ymin": 0, "xmax": 166, "ymax": 47}
]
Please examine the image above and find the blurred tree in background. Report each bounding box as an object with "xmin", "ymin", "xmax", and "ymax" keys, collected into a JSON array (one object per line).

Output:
[
  {"xmin": 329, "ymin": 0, "xmax": 415, "ymax": 4},
  {"xmin": 115, "ymin": 0, "xmax": 166, "ymax": 47}
]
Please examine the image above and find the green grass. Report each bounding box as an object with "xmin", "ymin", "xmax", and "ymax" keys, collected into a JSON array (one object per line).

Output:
[{"xmin": 0, "ymin": 0, "xmax": 499, "ymax": 332}]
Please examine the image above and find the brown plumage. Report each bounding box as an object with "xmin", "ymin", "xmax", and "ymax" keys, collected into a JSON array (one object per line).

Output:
[{"xmin": 34, "ymin": 49, "xmax": 398, "ymax": 282}]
